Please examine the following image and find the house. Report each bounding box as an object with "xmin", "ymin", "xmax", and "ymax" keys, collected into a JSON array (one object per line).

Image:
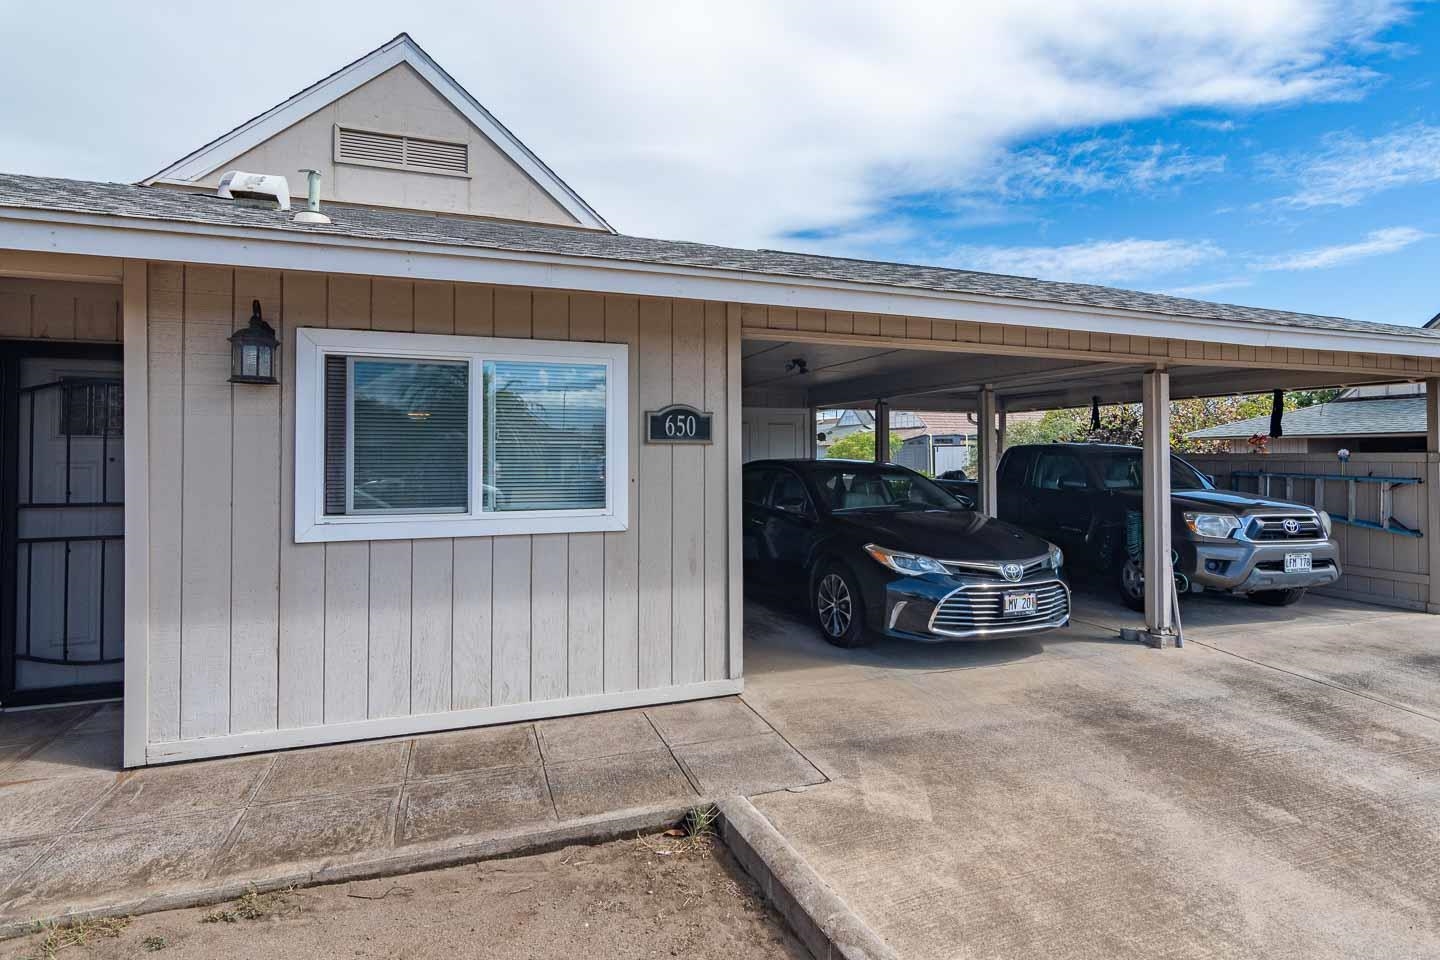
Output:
[
  {"xmin": 1185, "ymin": 392, "xmax": 1429, "ymax": 454},
  {"xmin": 3, "ymin": 35, "xmax": 1440, "ymax": 767}
]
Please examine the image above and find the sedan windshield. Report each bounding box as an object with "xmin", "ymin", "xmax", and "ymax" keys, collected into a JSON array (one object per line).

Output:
[
  {"xmin": 811, "ymin": 465, "xmax": 961, "ymax": 512},
  {"xmin": 1093, "ymin": 452, "xmax": 1212, "ymax": 491}
]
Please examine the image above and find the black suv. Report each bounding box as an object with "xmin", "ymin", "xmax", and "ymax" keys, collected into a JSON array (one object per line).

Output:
[{"xmin": 950, "ymin": 443, "xmax": 1340, "ymax": 609}]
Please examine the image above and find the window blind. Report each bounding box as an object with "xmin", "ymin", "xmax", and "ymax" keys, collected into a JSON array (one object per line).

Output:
[
  {"xmin": 484, "ymin": 361, "xmax": 607, "ymax": 512},
  {"xmin": 347, "ymin": 358, "xmax": 469, "ymax": 514}
]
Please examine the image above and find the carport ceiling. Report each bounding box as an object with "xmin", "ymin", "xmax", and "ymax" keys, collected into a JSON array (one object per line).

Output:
[{"xmin": 743, "ymin": 338, "xmax": 1421, "ymax": 413}]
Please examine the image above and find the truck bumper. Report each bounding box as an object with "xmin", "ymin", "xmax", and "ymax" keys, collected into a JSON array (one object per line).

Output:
[{"xmin": 1180, "ymin": 539, "xmax": 1341, "ymax": 594}]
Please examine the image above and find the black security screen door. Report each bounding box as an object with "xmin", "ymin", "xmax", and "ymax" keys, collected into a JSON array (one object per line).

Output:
[{"xmin": 0, "ymin": 343, "xmax": 124, "ymax": 707}]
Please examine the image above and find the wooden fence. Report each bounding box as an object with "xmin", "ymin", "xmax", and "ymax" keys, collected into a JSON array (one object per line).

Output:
[{"xmin": 1187, "ymin": 452, "xmax": 1431, "ymax": 612}]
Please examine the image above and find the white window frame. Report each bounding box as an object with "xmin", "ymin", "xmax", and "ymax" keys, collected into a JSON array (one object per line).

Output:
[{"xmin": 294, "ymin": 327, "xmax": 629, "ymax": 543}]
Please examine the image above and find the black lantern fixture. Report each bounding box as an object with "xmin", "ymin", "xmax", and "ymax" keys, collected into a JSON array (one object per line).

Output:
[{"xmin": 229, "ymin": 300, "xmax": 279, "ymax": 384}]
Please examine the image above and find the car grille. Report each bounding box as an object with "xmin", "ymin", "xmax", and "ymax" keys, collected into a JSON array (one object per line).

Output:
[
  {"xmin": 941, "ymin": 555, "xmax": 1051, "ymax": 580},
  {"xmin": 929, "ymin": 580, "xmax": 1070, "ymax": 637},
  {"xmin": 1247, "ymin": 515, "xmax": 1322, "ymax": 541}
]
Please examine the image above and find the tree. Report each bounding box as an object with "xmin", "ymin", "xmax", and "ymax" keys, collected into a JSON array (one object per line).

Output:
[
  {"xmin": 1004, "ymin": 408, "xmax": 1088, "ymax": 448},
  {"xmin": 825, "ymin": 429, "xmax": 902, "ymax": 460}
]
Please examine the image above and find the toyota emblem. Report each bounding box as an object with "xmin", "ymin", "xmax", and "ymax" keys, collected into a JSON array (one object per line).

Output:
[
  {"xmin": 1282, "ymin": 518, "xmax": 1301, "ymax": 535},
  {"xmin": 1002, "ymin": 563, "xmax": 1024, "ymax": 582}
]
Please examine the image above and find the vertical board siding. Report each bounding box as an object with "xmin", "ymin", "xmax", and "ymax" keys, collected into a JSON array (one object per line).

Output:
[
  {"xmin": 0, "ymin": 278, "xmax": 122, "ymax": 342},
  {"xmin": 229, "ymin": 270, "xmax": 281, "ymax": 733},
  {"xmin": 603, "ymin": 296, "xmax": 641, "ymax": 693},
  {"xmin": 277, "ymin": 272, "xmax": 328, "ymax": 729},
  {"xmin": 178, "ymin": 266, "xmax": 233, "ymax": 740},
  {"xmin": 147, "ymin": 271, "xmax": 733, "ymax": 748},
  {"xmin": 145, "ymin": 265, "xmax": 184, "ymax": 741},
  {"xmin": 637, "ymin": 299, "xmax": 674, "ymax": 689},
  {"xmin": 670, "ymin": 301, "xmax": 706, "ymax": 685}
]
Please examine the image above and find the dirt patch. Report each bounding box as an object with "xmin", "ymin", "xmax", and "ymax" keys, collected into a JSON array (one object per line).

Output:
[{"xmin": 1, "ymin": 835, "xmax": 807, "ymax": 960}]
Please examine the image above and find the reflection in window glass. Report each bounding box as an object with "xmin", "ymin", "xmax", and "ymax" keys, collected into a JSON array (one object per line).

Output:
[
  {"xmin": 484, "ymin": 361, "xmax": 607, "ymax": 511},
  {"xmin": 350, "ymin": 358, "xmax": 468, "ymax": 513}
]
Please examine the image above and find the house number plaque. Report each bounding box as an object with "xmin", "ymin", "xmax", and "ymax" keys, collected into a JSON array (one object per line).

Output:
[{"xmin": 645, "ymin": 404, "xmax": 714, "ymax": 444}]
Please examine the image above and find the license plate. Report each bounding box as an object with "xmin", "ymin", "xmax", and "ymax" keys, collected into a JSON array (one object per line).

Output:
[
  {"xmin": 1284, "ymin": 553, "xmax": 1313, "ymax": 573},
  {"xmin": 1003, "ymin": 591, "xmax": 1039, "ymax": 617}
]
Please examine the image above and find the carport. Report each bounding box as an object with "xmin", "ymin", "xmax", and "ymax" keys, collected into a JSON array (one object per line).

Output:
[{"xmin": 739, "ymin": 294, "xmax": 1440, "ymax": 643}]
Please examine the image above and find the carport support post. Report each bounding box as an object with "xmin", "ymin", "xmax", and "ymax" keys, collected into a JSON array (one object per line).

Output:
[
  {"xmin": 977, "ymin": 387, "xmax": 999, "ymax": 516},
  {"xmin": 874, "ymin": 399, "xmax": 890, "ymax": 463},
  {"xmin": 1426, "ymin": 379, "xmax": 1439, "ymax": 614},
  {"xmin": 1139, "ymin": 368, "xmax": 1178, "ymax": 645}
]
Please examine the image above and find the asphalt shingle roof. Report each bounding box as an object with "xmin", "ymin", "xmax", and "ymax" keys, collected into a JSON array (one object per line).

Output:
[
  {"xmin": 1186, "ymin": 396, "xmax": 1429, "ymax": 439},
  {"xmin": 3, "ymin": 171, "xmax": 1439, "ymax": 344}
]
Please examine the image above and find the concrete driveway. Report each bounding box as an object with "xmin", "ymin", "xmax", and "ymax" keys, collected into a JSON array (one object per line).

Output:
[{"xmin": 741, "ymin": 592, "xmax": 1440, "ymax": 960}]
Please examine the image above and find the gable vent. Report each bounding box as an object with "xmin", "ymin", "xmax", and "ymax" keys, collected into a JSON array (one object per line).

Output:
[{"xmin": 335, "ymin": 126, "xmax": 469, "ymax": 175}]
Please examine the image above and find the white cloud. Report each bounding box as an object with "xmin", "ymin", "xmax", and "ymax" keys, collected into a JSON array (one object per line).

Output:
[
  {"xmin": 949, "ymin": 238, "xmax": 1225, "ymax": 285},
  {"xmin": 1255, "ymin": 226, "xmax": 1429, "ymax": 270},
  {"xmin": 1269, "ymin": 123, "xmax": 1440, "ymax": 207},
  {"xmin": 0, "ymin": 0, "xmax": 1412, "ymax": 247},
  {"xmin": 1165, "ymin": 278, "xmax": 1255, "ymax": 296},
  {"xmin": 1190, "ymin": 119, "xmax": 1242, "ymax": 132},
  {"xmin": 986, "ymin": 138, "xmax": 1226, "ymax": 200}
]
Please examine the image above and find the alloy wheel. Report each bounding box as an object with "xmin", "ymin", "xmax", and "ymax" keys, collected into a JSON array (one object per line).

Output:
[{"xmin": 817, "ymin": 573, "xmax": 853, "ymax": 638}]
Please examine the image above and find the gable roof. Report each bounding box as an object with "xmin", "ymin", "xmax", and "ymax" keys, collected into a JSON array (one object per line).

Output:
[
  {"xmin": 141, "ymin": 33, "xmax": 610, "ymax": 232},
  {"xmin": 8, "ymin": 172, "xmax": 1440, "ymax": 349},
  {"xmin": 1185, "ymin": 396, "xmax": 1428, "ymax": 440}
]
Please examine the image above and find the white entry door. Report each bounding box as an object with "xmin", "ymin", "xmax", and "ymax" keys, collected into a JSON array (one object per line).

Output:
[
  {"xmin": 6, "ymin": 354, "xmax": 124, "ymax": 702},
  {"xmin": 741, "ymin": 408, "xmax": 812, "ymax": 462}
]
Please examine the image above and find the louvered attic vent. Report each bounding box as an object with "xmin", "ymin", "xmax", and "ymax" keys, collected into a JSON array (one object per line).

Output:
[{"xmin": 334, "ymin": 126, "xmax": 469, "ymax": 175}]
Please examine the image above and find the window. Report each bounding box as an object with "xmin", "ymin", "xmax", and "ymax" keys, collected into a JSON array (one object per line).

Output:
[
  {"xmin": 334, "ymin": 126, "xmax": 470, "ymax": 176},
  {"xmin": 811, "ymin": 465, "xmax": 959, "ymax": 513},
  {"xmin": 296, "ymin": 328, "xmax": 628, "ymax": 542},
  {"xmin": 1093, "ymin": 452, "xmax": 1212, "ymax": 492},
  {"xmin": 1032, "ymin": 452, "xmax": 1089, "ymax": 491},
  {"xmin": 770, "ymin": 471, "xmax": 811, "ymax": 515}
]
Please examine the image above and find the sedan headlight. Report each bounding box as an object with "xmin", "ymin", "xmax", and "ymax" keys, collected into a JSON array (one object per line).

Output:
[
  {"xmin": 864, "ymin": 544, "xmax": 948, "ymax": 577},
  {"xmin": 1183, "ymin": 512, "xmax": 1241, "ymax": 540},
  {"xmin": 1048, "ymin": 546, "xmax": 1064, "ymax": 571},
  {"xmin": 1317, "ymin": 510, "xmax": 1333, "ymax": 538}
]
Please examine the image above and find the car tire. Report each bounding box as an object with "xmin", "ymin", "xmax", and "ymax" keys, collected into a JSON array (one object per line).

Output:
[
  {"xmin": 1117, "ymin": 556, "xmax": 1146, "ymax": 612},
  {"xmin": 812, "ymin": 562, "xmax": 872, "ymax": 648},
  {"xmin": 1248, "ymin": 587, "xmax": 1306, "ymax": 607}
]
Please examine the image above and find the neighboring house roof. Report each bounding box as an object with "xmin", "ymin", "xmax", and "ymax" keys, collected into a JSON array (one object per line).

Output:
[
  {"xmin": 1185, "ymin": 396, "xmax": 1428, "ymax": 440},
  {"xmin": 141, "ymin": 33, "xmax": 611, "ymax": 233},
  {"xmin": 6, "ymin": 172, "xmax": 1440, "ymax": 347}
]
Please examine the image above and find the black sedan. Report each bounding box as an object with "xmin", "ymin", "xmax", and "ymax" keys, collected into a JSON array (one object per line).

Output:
[{"xmin": 744, "ymin": 459, "xmax": 1070, "ymax": 647}]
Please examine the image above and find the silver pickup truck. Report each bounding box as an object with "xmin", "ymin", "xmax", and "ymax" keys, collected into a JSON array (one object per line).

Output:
[{"xmin": 944, "ymin": 442, "xmax": 1340, "ymax": 609}]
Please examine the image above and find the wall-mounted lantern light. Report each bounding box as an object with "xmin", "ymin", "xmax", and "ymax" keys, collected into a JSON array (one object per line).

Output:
[{"xmin": 229, "ymin": 299, "xmax": 279, "ymax": 384}]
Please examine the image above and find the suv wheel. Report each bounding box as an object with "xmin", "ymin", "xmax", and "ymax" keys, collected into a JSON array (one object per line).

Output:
[
  {"xmin": 1118, "ymin": 557, "xmax": 1146, "ymax": 612},
  {"xmin": 813, "ymin": 562, "xmax": 871, "ymax": 648},
  {"xmin": 1248, "ymin": 587, "xmax": 1306, "ymax": 607}
]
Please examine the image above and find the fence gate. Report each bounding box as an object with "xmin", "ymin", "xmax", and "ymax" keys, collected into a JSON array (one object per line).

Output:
[{"xmin": 1, "ymin": 346, "xmax": 124, "ymax": 707}]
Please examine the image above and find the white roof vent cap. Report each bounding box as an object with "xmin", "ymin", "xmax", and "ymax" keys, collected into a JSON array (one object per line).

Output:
[{"xmin": 217, "ymin": 171, "xmax": 291, "ymax": 210}]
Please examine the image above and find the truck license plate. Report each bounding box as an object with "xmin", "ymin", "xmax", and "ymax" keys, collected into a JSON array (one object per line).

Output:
[
  {"xmin": 1284, "ymin": 553, "xmax": 1313, "ymax": 573},
  {"xmin": 1003, "ymin": 591, "xmax": 1039, "ymax": 617}
]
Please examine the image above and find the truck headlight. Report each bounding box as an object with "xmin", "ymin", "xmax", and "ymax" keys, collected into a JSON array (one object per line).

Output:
[
  {"xmin": 1183, "ymin": 513, "xmax": 1241, "ymax": 540},
  {"xmin": 864, "ymin": 544, "xmax": 948, "ymax": 577},
  {"xmin": 1317, "ymin": 510, "xmax": 1332, "ymax": 538}
]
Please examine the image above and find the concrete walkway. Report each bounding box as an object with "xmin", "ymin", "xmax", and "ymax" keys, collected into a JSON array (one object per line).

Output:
[
  {"xmin": 0, "ymin": 696, "xmax": 825, "ymax": 927},
  {"xmin": 741, "ymin": 593, "xmax": 1440, "ymax": 960}
]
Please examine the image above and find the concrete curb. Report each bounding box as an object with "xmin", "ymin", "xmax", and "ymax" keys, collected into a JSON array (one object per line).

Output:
[
  {"xmin": 716, "ymin": 796, "xmax": 897, "ymax": 960},
  {"xmin": 0, "ymin": 802, "xmax": 694, "ymax": 941}
]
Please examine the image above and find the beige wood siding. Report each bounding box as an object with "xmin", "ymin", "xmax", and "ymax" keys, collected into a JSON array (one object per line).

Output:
[
  {"xmin": 0, "ymin": 278, "xmax": 122, "ymax": 341},
  {"xmin": 189, "ymin": 63, "xmax": 578, "ymax": 227},
  {"xmin": 1189, "ymin": 452, "xmax": 1430, "ymax": 610},
  {"xmin": 142, "ymin": 265, "xmax": 737, "ymax": 755}
]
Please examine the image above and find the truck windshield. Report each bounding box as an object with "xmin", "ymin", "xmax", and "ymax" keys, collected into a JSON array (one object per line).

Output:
[
  {"xmin": 1093, "ymin": 452, "xmax": 1212, "ymax": 491},
  {"xmin": 811, "ymin": 466, "xmax": 961, "ymax": 512}
]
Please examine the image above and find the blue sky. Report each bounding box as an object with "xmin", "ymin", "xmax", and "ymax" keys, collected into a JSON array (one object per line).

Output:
[
  {"xmin": 783, "ymin": 4, "xmax": 1440, "ymax": 327},
  {"xmin": 1, "ymin": 1, "xmax": 1436, "ymax": 327}
]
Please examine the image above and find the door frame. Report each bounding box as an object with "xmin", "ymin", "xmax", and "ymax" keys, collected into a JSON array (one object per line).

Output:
[{"xmin": 0, "ymin": 339, "xmax": 125, "ymax": 708}]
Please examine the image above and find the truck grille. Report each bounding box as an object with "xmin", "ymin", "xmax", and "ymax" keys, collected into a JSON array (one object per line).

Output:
[
  {"xmin": 1247, "ymin": 515, "xmax": 1322, "ymax": 541},
  {"xmin": 929, "ymin": 580, "xmax": 1070, "ymax": 637}
]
